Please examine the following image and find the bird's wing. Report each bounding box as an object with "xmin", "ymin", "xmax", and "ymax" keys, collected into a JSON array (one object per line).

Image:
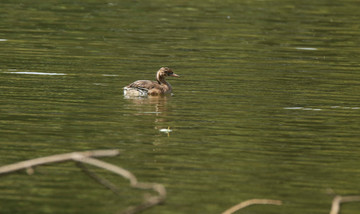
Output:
[{"xmin": 127, "ymin": 80, "xmax": 157, "ymax": 90}]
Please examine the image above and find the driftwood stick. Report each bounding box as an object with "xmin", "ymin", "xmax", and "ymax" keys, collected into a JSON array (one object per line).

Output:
[
  {"xmin": 330, "ymin": 195, "xmax": 360, "ymax": 214},
  {"xmin": 222, "ymin": 199, "xmax": 282, "ymax": 214},
  {"xmin": 0, "ymin": 150, "xmax": 166, "ymax": 214},
  {"xmin": 75, "ymin": 157, "xmax": 138, "ymax": 185},
  {"xmin": 77, "ymin": 162, "xmax": 122, "ymax": 196},
  {"xmin": 75, "ymin": 157, "xmax": 166, "ymax": 214},
  {"xmin": 0, "ymin": 150, "xmax": 120, "ymax": 175},
  {"xmin": 120, "ymin": 183, "xmax": 167, "ymax": 214}
]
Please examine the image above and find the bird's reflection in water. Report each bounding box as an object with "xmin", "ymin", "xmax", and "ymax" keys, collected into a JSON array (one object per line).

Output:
[
  {"xmin": 123, "ymin": 95, "xmax": 173, "ymax": 136},
  {"xmin": 124, "ymin": 95, "xmax": 170, "ymax": 115}
]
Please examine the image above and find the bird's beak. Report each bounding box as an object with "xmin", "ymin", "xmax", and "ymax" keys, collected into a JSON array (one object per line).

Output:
[{"xmin": 170, "ymin": 73, "xmax": 180, "ymax": 77}]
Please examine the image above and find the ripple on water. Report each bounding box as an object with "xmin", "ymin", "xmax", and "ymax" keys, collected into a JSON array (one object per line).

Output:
[
  {"xmin": 284, "ymin": 106, "xmax": 359, "ymax": 111},
  {"xmin": 295, "ymin": 47, "xmax": 318, "ymax": 50},
  {"xmin": 4, "ymin": 71, "xmax": 66, "ymax": 75}
]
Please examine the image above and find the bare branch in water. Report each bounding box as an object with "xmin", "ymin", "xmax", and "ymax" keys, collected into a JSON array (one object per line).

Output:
[
  {"xmin": 77, "ymin": 162, "xmax": 123, "ymax": 196},
  {"xmin": 75, "ymin": 157, "xmax": 166, "ymax": 214},
  {"xmin": 3, "ymin": 151, "xmax": 360, "ymax": 214},
  {"xmin": 0, "ymin": 150, "xmax": 166, "ymax": 214},
  {"xmin": 0, "ymin": 150, "xmax": 119, "ymax": 175},
  {"xmin": 222, "ymin": 199, "xmax": 282, "ymax": 214},
  {"xmin": 330, "ymin": 195, "xmax": 360, "ymax": 214}
]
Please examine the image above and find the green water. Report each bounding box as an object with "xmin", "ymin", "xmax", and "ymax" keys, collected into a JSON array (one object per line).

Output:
[{"xmin": 1, "ymin": 0, "xmax": 360, "ymax": 213}]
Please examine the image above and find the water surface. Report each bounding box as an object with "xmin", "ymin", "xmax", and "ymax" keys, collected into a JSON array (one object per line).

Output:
[{"xmin": 1, "ymin": 0, "xmax": 360, "ymax": 213}]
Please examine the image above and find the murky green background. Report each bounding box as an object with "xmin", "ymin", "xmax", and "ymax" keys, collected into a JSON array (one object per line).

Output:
[{"xmin": 1, "ymin": 0, "xmax": 360, "ymax": 213}]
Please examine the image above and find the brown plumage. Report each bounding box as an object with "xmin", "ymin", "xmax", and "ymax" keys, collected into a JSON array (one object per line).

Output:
[{"xmin": 123, "ymin": 67, "xmax": 179, "ymax": 96}]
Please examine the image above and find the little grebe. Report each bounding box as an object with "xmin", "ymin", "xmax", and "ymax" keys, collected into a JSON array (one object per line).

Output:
[{"xmin": 123, "ymin": 67, "xmax": 179, "ymax": 96}]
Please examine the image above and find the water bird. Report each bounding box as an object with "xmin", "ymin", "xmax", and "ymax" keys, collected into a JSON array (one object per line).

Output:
[{"xmin": 123, "ymin": 67, "xmax": 179, "ymax": 96}]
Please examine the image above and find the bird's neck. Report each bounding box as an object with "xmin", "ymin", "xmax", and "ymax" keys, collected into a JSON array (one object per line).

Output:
[
  {"xmin": 156, "ymin": 73, "xmax": 172, "ymax": 92},
  {"xmin": 156, "ymin": 73, "xmax": 168, "ymax": 85}
]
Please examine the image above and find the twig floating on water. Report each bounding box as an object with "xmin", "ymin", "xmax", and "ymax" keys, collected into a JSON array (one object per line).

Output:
[
  {"xmin": 75, "ymin": 157, "xmax": 166, "ymax": 214},
  {"xmin": 0, "ymin": 150, "xmax": 119, "ymax": 175},
  {"xmin": 77, "ymin": 162, "xmax": 122, "ymax": 196},
  {"xmin": 330, "ymin": 195, "xmax": 360, "ymax": 214},
  {"xmin": 222, "ymin": 199, "xmax": 282, "ymax": 214},
  {"xmin": 0, "ymin": 150, "xmax": 166, "ymax": 214}
]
